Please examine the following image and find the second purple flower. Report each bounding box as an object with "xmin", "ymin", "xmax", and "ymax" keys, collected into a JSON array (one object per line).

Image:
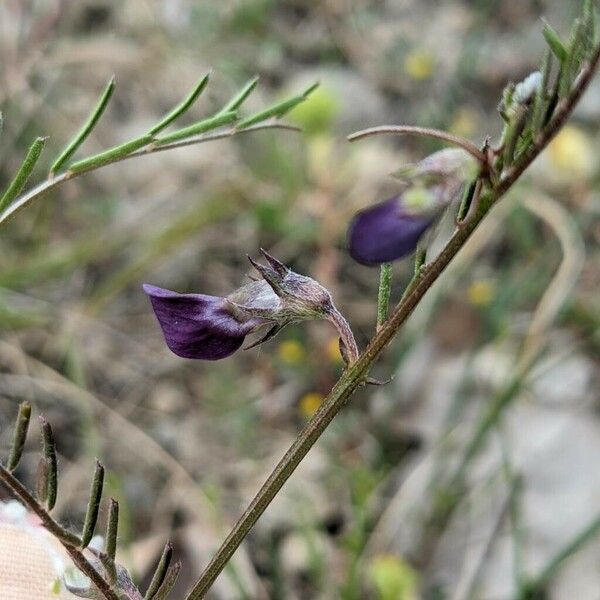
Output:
[{"xmin": 348, "ymin": 149, "xmax": 476, "ymax": 266}]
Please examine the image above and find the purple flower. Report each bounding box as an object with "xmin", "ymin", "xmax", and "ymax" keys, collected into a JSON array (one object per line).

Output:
[
  {"xmin": 347, "ymin": 149, "xmax": 476, "ymax": 266},
  {"xmin": 144, "ymin": 249, "xmax": 359, "ymax": 363},
  {"xmin": 143, "ymin": 285, "xmax": 262, "ymax": 360},
  {"xmin": 347, "ymin": 196, "xmax": 436, "ymax": 266}
]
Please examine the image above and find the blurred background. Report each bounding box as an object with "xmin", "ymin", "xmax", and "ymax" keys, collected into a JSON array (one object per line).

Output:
[{"xmin": 0, "ymin": 1, "xmax": 599, "ymax": 598}]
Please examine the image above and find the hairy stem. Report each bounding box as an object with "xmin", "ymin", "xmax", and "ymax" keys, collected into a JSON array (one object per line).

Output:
[
  {"xmin": 376, "ymin": 263, "xmax": 393, "ymax": 330},
  {"xmin": 185, "ymin": 44, "xmax": 600, "ymax": 599},
  {"xmin": 328, "ymin": 305, "xmax": 360, "ymax": 364},
  {"xmin": 348, "ymin": 125, "xmax": 488, "ymax": 165}
]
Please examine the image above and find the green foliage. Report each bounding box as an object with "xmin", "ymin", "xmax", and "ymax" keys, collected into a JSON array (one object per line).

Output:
[{"xmin": 0, "ymin": 76, "xmax": 313, "ymax": 224}]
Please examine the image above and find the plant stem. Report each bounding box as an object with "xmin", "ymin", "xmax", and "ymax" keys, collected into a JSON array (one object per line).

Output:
[
  {"xmin": 185, "ymin": 44, "xmax": 600, "ymax": 599},
  {"xmin": 376, "ymin": 263, "xmax": 393, "ymax": 330},
  {"xmin": 69, "ymin": 134, "xmax": 154, "ymax": 173},
  {"xmin": 187, "ymin": 191, "xmax": 488, "ymax": 600},
  {"xmin": 520, "ymin": 511, "xmax": 600, "ymax": 598},
  {"xmin": 348, "ymin": 125, "xmax": 489, "ymax": 165},
  {"xmin": 0, "ymin": 462, "xmax": 120, "ymax": 600},
  {"xmin": 328, "ymin": 305, "xmax": 360, "ymax": 364},
  {"xmin": 0, "ymin": 122, "xmax": 299, "ymax": 227}
]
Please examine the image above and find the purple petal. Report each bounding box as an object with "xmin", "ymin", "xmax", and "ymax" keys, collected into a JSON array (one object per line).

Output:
[
  {"xmin": 347, "ymin": 196, "xmax": 435, "ymax": 266},
  {"xmin": 143, "ymin": 284, "xmax": 257, "ymax": 360}
]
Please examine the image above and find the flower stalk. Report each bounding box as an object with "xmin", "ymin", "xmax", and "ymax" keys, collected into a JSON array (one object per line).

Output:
[
  {"xmin": 376, "ymin": 263, "xmax": 393, "ymax": 330},
  {"xmin": 348, "ymin": 125, "xmax": 489, "ymax": 166}
]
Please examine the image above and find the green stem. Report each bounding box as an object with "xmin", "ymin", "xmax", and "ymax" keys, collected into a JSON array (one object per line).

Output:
[
  {"xmin": 376, "ymin": 263, "xmax": 393, "ymax": 330},
  {"xmin": 186, "ymin": 184, "xmax": 489, "ymax": 600},
  {"xmin": 521, "ymin": 511, "xmax": 600, "ymax": 598},
  {"xmin": 69, "ymin": 134, "xmax": 154, "ymax": 173},
  {"xmin": 453, "ymin": 376, "xmax": 523, "ymax": 485},
  {"xmin": 500, "ymin": 435, "xmax": 526, "ymax": 593},
  {"xmin": 155, "ymin": 111, "xmax": 237, "ymax": 145},
  {"xmin": 399, "ymin": 246, "xmax": 427, "ymax": 304}
]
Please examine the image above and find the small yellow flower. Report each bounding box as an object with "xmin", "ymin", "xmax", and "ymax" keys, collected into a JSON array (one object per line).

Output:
[
  {"xmin": 548, "ymin": 126, "xmax": 594, "ymax": 177},
  {"xmin": 278, "ymin": 339, "xmax": 305, "ymax": 365},
  {"xmin": 404, "ymin": 50, "xmax": 435, "ymax": 81},
  {"xmin": 326, "ymin": 337, "xmax": 343, "ymax": 363},
  {"xmin": 467, "ymin": 280, "xmax": 495, "ymax": 307},
  {"xmin": 299, "ymin": 392, "xmax": 324, "ymax": 418}
]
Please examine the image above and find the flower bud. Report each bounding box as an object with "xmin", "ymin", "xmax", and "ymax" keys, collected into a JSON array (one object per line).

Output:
[{"xmin": 348, "ymin": 149, "xmax": 475, "ymax": 266}]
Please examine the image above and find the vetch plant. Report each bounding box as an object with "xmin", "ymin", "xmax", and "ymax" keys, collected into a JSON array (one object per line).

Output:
[
  {"xmin": 183, "ymin": 4, "xmax": 600, "ymax": 598},
  {"xmin": 0, "ymin": 2, "xmax": 599, "ymax": 599}
]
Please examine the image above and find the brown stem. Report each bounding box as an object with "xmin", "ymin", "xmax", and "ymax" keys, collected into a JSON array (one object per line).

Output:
[
  {"xmin": 185, "ymin": 46, "xmax": 600, "ymax": 600},
  {"xmin": 328, "ymin": 305, "xmax": 360, "ymax": 364},
  {"xmin": 0, "ymin": 462, "xmax": 121, "ymax": 600},
  {"xmin": 348, "ymin": 125, "xmax": 489, "ymax": 165}
]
